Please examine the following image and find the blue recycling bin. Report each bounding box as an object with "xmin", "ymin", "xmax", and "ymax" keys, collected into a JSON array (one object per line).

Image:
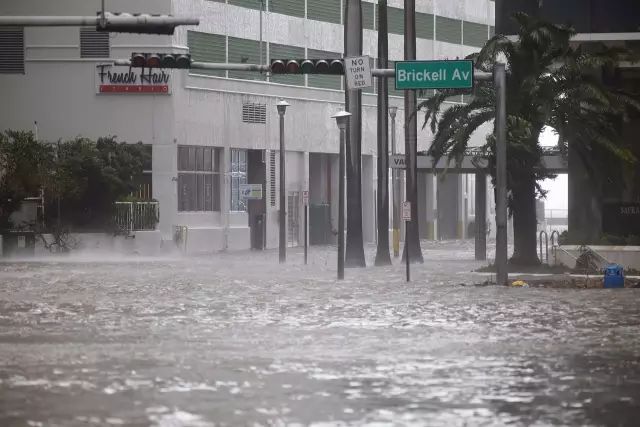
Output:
[{"xmin": 604, "ymin": 264, "xmax": 625, "ymax": 289}]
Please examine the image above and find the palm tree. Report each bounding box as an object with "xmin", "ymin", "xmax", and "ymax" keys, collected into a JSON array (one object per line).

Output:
[{"xmin": 420, "ymin": 13, "xmax": 639, "ymax": 266}]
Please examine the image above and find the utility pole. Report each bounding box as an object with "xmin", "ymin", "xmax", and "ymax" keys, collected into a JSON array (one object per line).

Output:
[
  {"xmin": 494, "ymin": 63, "xmax": 508, "ymax": 285},
  {"xmin": 374, "ymin": 0, "xmax": 391, "ymax": 267},
  {"xmin": 343, "ymin": 0, "xmax": 366, "ymax": 268},
  {"xmin": 402, "ymin": 0, "xmax": 423, "ymax": 264}
]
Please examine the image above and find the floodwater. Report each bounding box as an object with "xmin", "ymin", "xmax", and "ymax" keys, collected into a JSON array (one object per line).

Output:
[{"xmin": 1, "ymin": 241, "xmax": 639, "ymax": 426}]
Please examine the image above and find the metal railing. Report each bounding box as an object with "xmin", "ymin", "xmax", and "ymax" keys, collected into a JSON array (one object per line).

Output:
[
  {"xmin": 114, "ymin": 202, "xmax": 159, "ymax": 232},
  {"xmin": 545, "ymin": 209, "xmax": 568, "ymax": 219}
]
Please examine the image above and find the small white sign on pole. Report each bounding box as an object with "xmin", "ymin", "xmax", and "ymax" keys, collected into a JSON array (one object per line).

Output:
[
  {"xmin": 344, "ymin": 56, "xmax": 373, "ymax": 90},
  {"xmin": 302, "ymin": 190, "xmax": 309, "ymax": 206},
  {"xmin": 402, "ymin": 201, "xmax": 411, "ymax": 222},
  {"xmin": 240, "ymin": 184, "xmax": 263, "ymax": 199}
]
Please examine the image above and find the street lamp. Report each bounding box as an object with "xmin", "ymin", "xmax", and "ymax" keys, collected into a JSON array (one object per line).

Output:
[
  {"xmin": 389, "ymin": 105, "xmax": 400, "ymax": 258},
  {"xmin": 332, "ymin": 111, "xmax": 351, "ymax": 280},
  {"xmin": 277, "ymin": 100, "xmax": 290, "ymax": 264}
]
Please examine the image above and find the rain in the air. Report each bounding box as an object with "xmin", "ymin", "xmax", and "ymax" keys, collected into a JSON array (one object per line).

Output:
[{"xmin": 1, "ymin": 0, "xmax": 640, "ymax": 426}]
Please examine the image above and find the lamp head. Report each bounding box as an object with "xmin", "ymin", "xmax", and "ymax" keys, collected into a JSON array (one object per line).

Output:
[
  {"xmin": 276, "ymin": 99, "xmax": 290, "ymax": 115},
  {"xmin": 331, "ymin": 111, "xmax": 352, "ymax": 130}
]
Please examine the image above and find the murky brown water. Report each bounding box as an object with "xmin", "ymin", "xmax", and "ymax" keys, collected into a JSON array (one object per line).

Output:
[{"xmin": 1, "ymin": 242, "xmax": 639, "ymax": 426}]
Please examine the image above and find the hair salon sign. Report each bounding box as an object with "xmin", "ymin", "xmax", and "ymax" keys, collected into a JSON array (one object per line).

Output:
[{"xmin": 96, "ymin": 64, "xmax": 171, "ymax": 94}]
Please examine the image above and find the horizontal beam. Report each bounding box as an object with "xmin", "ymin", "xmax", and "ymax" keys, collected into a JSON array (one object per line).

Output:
[
  {"xmin": 112, "ymin": 60, "xmax": 495, "ymax": 81},
  {"xmin": 390, "ymin": 153, "xmax": 568, "ymax": 173},
  {"xmin": 0, "ymin": 15, "xmax": 199, "ymax": 27}
]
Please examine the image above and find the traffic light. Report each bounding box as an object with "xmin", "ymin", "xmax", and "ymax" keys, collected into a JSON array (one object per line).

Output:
[
  {"xmin": 130, "ymin": 53, "xmax": 192, "ymax": 69},
  {"xmin": 270, "ymin": 59, "xmax": 344, "ymax": 75},
  {"xmin": 97, "ymin": 12, "xmax": 188, "ymax": 35}
]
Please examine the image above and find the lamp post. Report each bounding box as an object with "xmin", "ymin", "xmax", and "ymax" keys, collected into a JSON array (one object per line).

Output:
[
  {"xmin": 332, "ymin": 111, "xmax": 351, "ymax": 280},
  {"xmin": 277, "ymin": 100, "xmax": 290, "ymax": 264},
  {"xmin": 389, "ymin": 105, "xmax": 400, "ymax": 258}
]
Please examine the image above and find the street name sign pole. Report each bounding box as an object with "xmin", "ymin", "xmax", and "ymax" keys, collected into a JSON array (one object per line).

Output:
[{"xmin": 393, "ymin": 59, "xmax": 507, "ymax": 286}]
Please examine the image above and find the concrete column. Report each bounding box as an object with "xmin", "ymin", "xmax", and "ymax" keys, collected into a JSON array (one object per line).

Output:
[
  {"xmin": 568, "ymin": 142, "xmax": 602, "ymax": 242},
  {"xmin": 457, "ymin": 174, "xmax": 466, "ymax": 239},
  {"xmin": 426, "ymin": 173, "xmax": 437, "ymax": 240},
  {"xmin": 222, "ymin": 147, "xmax": 231, "ymax": 250},
  {"xmin": 475, "ymin": 172, "xmax": 487, "ymax": 260},
  {"xmin": 417, "ymin": 171, "xmax": 428, "ymax": 239},
  {"xmin": 304, "ymin": 151, "xmax": 310, "ymax": 248}
]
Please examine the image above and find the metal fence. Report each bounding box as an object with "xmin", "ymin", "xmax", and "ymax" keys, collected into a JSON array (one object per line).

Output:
[{"xmin": 114, "ymin": 202, "xmax": 159, "ymax": 232}]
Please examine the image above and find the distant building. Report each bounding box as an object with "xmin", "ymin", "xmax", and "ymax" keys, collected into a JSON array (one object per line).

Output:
[
  {"xmin": 0, "ymin": 1, "xmax": 495, "ymax": 252},
  {"xmin": 495, "ymin": 0, "xmax": 640, "ymax": 242}
]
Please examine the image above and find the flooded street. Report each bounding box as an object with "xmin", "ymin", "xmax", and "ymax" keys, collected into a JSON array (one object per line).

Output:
[{"xmin": 1, "ymin": 241, "xmax": 640, "ymax": 426}]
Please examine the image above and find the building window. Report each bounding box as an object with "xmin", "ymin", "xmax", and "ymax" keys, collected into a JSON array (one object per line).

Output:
[
  {"xmin": 178, "ymin": 146, "xmax": 221, "ymax": 212},
  {"xmin": 269, "ymin": 151, "xmax": 277, "ymax": 207},
  {"xmin": 230, "ymin": 148, "xmax": 248, "ymax": 212},
  {"xmin": 80, "ymin": 28, "xmax": 110, "ymax": 58},
  {"xmin": 187, "ymin": 31, "xmax": 226, "ymax": 77},
  {"xmin": 0, "ymin": 27, "xmax": 25, "ymax": 74}
]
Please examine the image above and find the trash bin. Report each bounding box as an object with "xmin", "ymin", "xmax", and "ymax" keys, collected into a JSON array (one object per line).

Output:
[{"xmin": 604, "ymin": 264, "xmax": 625, "ymax": 289}]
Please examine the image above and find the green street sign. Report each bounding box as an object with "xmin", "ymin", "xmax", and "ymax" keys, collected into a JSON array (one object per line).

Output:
[{"xmin": 395, "ymin": 60, "xmax": 474, "ymax": 90}]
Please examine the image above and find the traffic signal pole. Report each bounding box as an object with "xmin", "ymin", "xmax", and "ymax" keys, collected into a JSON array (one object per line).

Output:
[
  {"xmin": 0, "ymin": 14, "xmax": 198, "ymax": 28},
  {"xmin": 402, "ymin": 0, "xmax": 424, "ymax": 265}
]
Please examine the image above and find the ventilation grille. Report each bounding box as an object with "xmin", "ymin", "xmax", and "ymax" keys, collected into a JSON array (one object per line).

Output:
[
  {"xmin": 242, "ymin": 102, "xmax": 267, "ymax": 124},
  {"xmin": 0, "ymin": 28, "xmax": 25, "ymax": 74},
  {"xmin": 270, "ymin": 151, "xmax": 277, "ymax": 206},
  {"xmin": 80, "ymin": 28, "xmax": 110, "ymax": 58}
]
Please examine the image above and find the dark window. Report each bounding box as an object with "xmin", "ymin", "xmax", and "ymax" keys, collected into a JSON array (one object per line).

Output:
[{"xmin": 178, "ymin": 146, "xmax": 221, "ymax": 212}]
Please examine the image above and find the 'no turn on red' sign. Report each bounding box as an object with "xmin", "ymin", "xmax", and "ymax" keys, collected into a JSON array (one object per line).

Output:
[{"xmin": 345, "ymin": 56, "xmax": 373, "ymax": 90}]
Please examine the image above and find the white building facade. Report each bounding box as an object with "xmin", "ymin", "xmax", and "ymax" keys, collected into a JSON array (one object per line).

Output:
[{"xmin": 0, "ymin": 0, "xmax": 495, "ymax": 253}]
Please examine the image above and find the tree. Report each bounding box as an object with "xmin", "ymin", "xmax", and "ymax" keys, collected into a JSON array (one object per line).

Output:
[
  {"xmin": 43, "ymin": 136, "xmax": 150, "ymax": 231},
  {"xmin": 0, "ymin": 131, "xmax": 51, "ymax": 230},
  {"xmin": 420, "ymin": 13, "xmax": 640, "ymax": 266}
]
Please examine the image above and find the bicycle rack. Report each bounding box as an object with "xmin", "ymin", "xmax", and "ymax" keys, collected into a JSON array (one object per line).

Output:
[
  {"xmin": 550, "ymin": 230, "xmax": 560, "ymax": 265},
  {"xmin": 539, "ymin": 230, "xmax": 549, "ymax": 264}
]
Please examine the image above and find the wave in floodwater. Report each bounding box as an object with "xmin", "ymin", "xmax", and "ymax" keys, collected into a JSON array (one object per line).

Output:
[{"xmin": 1, "ymin": 242, "xmax": 639, "ymax": 426}]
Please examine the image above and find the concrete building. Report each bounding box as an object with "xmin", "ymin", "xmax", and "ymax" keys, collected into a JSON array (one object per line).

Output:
[
  {"xmin": 0, "ymin": 0, "xmax": 495, "ymax": 254},
  {"xmin": 496, "ymin": 0, "xmax": 640, "ymax": 242}
]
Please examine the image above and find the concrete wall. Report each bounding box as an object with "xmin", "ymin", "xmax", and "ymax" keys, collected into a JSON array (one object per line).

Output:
[{"xmin": 554, "ymin": 245, "xmax": 640, "ymax": 270}]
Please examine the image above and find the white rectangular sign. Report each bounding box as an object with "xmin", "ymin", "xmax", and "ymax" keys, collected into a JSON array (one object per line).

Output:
[
  {"xmin": 402, "ymin": 201, "xmax": 412, "ymax": 221},
  {"xmin": 240, "ymin": 184, "xmax": 263, "ymax": 199},
  {"xmin": 345, "ymin": 56, "xmax": 372, "ymax": 90}
]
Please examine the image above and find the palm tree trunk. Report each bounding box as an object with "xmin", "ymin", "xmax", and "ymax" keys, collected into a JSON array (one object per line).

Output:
[
  {"xmin": 510, "ymin": 175, "xmax": 540, "ymax": 266},
  {"xmin": 374, "ymin": 0, "xmax": 391, "ymax": 266}
]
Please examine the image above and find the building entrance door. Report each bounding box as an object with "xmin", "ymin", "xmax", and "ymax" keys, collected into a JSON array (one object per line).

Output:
[{"xmin": 247, "ymin": 150, "xmax": 266, "ymax": 250}]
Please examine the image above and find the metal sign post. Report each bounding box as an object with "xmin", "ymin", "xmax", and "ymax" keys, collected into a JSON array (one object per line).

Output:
[
  {"xmin": 402, "ymin": 201, "xmax": 411, "ymax": 282},
  {"xmin": 303, "ymin": 190, "xmax": 309, "ymax": 265}
]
